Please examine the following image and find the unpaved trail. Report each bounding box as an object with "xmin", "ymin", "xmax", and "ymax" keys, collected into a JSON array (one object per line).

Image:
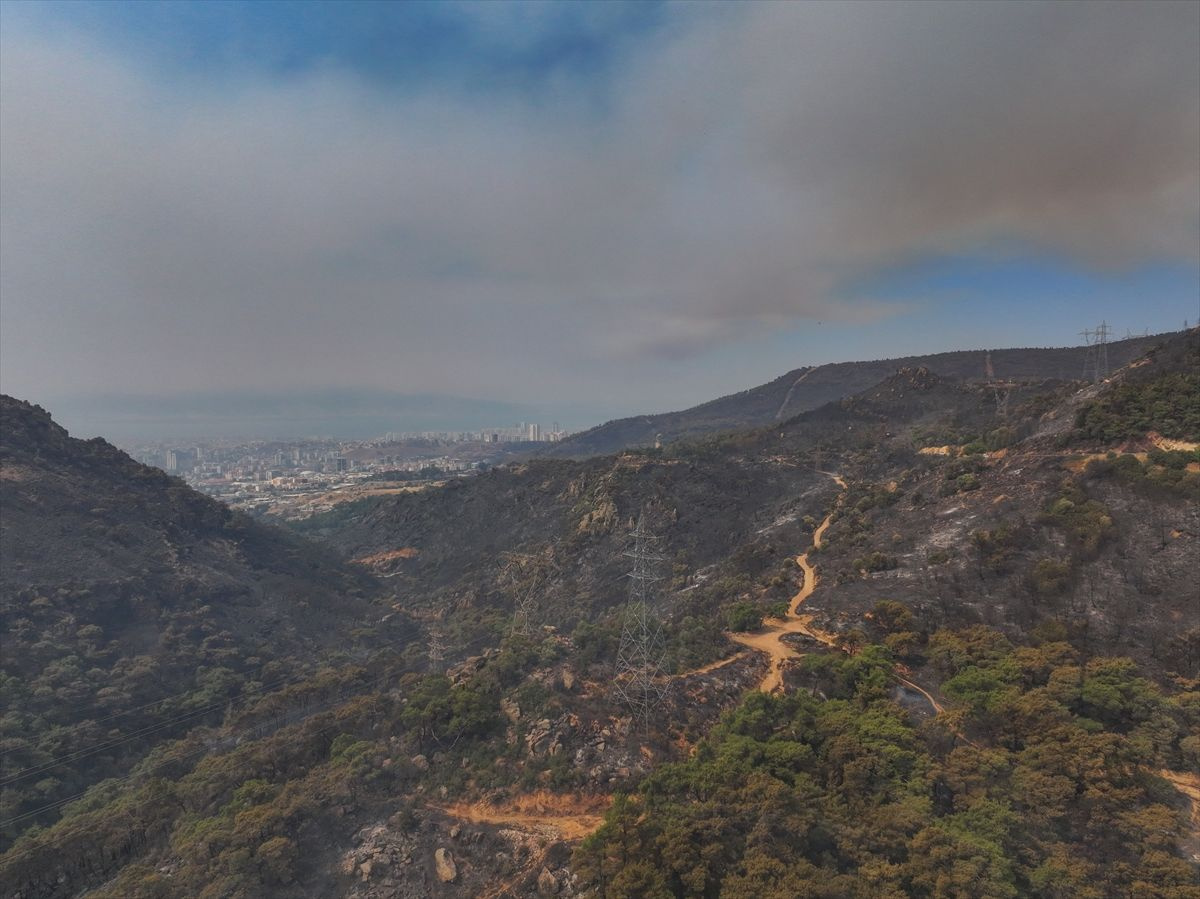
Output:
[
  {"xmin": 434, "ymin": 791, "xmax": 609, "ymax": 841},
  {"xmin": 1161, "ymin": 769, "xmax": 1200, "ymax": 837},
  {"xmin": 680, "ymin": 651, "xmax": 750, "ymax": 677},
  {"xmin": 730, "ymin": 473, "xmax": 846, "ymax": 692},
  {"xmin": 723, "ymin": 473, "xmax": 951, "ymax": 719},
  {"xmin": 775, "ymin": 368, "xmax": 814, "ymax": 420},
  {"xmin": 894, "ymin": 673, "xmax": 945, "ymax": 715}
]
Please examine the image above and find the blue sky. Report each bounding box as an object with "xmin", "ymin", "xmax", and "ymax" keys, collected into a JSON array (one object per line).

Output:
[
  {"xmin": 1, "ymin": 0, "xmax": 1197, "ymax": 429},
  {"xmin": 4, "ymin": 1, "xmax": 669, "ymax": 92}
]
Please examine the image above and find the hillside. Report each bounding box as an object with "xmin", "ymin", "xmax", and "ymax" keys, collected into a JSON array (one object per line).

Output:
[
  {"xmin": 0, "ymin": 397, "xmax": 397, "ymax": 840},
  {"xmin": 2, "ymin": 333, "xmax": 1198, "ymax": 898},
  {"xmin": 546, "ymin": 332, "xmax": 1173, "ymax": 458},
  {"xmin": 310, "ymin": 335, "xmax": 1199, "ymax": 682}
]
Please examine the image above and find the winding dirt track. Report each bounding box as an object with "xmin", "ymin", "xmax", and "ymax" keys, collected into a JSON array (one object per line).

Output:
[
  {"xmin": 893, "ymin": 673, "xmax": 945, "ymax": 715},
  {"xmin": 433, "ymin": 791, "xmax": 609, "ymax": 840},
  {"xmin": 729, "ymin": 473, "xmax": 846, "ymax": 692}
]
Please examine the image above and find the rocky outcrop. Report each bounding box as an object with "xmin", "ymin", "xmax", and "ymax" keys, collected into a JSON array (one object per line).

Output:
[
  {"xmin": 434, "ymin": 847, "xmax": 457, "ymax": 883},
  {"xmin": 538, "ymin": 866, "xmax": 560, "ymax": 895}
]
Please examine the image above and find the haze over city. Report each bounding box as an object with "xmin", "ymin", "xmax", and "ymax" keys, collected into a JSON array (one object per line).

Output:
[{"xmin": 1, "ymin": 0, "xmax": 1197, "ymax": 439}]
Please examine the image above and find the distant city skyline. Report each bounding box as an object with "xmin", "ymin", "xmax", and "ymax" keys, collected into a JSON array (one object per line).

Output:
[
  {"xmin": 2, "ymin": 2, "xmax": 1197, "ymax": 420},
  {"xmin": 39, "ymin": 388, "xmax": 605, "ymax": 442}
]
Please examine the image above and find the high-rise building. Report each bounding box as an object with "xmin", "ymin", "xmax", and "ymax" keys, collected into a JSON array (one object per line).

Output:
[{"xmin": 528, "ymin": 423, "xmax": 541, "ymax": 441}]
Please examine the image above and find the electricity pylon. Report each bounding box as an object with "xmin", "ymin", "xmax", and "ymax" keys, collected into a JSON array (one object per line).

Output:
[
  {"xmin": 1080, "ymin": 321, "xmax": 1111, "ymax": 383},
  {"xmin": 510, "ymin": 572, "xmax": 541, "ymax": 639},
  {"xmin": 613, "ymin": 513, "xmax": 669, "ymax": 730},
  {"xmin": 501, "ymin": 550, "xmax": 551, "ymax": 639},
  {"xmin": 428, "ymin": 626, "xmax": 446, "ymax": 671}
]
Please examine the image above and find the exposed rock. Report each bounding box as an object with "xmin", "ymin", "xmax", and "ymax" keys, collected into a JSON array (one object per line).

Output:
[
  {"xmin": 537, "ymin": 866, "xmax": 560, "ymax": 895},
  {"xmin": 434, "ymin": 847, "xmax": 457, "ymax": 883},
  {"xmin": 411, "ymin": 754, "xmax": 429, "ymax": 771},
  {"xmin": 501, "ymin": 697, "xmax": 522, "ymax": 722},
  {"xmin": 448, "ymin": 648, "xmax": 500, "ymax": 685},
  {"xmin": 526, "ymin": 718, "xmax": 553, "ymax": 755},
  {"xmin": 560, "ymin": 668, "xmax": 575, "ymax": 691}
]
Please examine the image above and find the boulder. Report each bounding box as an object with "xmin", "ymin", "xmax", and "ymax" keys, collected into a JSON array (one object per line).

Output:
[
  {"xmin": 537, "ymin": 866, "xmax": 560, "ymax": 895},
  {"xmin": 434, "ymin": 847, "xmax": 457, "ymax": 883}
]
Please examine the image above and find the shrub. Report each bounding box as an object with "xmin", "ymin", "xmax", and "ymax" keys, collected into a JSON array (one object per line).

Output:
[
  {"xmin": 1074, "ymin": 370, "xmax": 1200, "ymax": 443},
  {"xmin": 1029, "ymin": 558, "xmax": 1073, "ymax": 597},
  {"xmin": 852, "ymin": 552, "xmax": 899, "ymax": 573},
  {"xmin": 725, "ymin": 601, "xmax": 764, "ymax": 632}
]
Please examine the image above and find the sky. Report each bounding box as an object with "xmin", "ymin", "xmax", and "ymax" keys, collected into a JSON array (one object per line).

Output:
[{"xmin": 1, "ymin": 0, "xmax": 1198, "ymax": 435}]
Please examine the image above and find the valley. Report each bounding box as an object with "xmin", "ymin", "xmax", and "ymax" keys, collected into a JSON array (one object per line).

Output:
[
  {"xmin": 4, "ymin": 4, "xmax": 1197, "ymax": 895},
  {"xmin": 2, "ymin": 330, "xmax": 1198, "ymax": 898}
]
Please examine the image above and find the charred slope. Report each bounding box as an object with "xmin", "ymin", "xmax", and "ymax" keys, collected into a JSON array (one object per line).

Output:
[
  {"xmin": 301, "ymin": 450, "xmax": 834, "ymax": 632},
  {"xmin": 759, "ymin": 333, "xmax": 1200, "ymax": 679},
  {"xmin": 0, "ymin": 396, "xmax": 387, "ymax": 837},
  {"xmin": 545, "ymin": 332, "xmax": 1173, "ymax": 458},
  {"xmin": 299, "ymin": 367, "xmax": 1008, "ymax": 663}
]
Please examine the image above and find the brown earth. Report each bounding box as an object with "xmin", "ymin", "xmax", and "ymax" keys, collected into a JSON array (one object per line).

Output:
[
  {"xmin": 730, "ymin": 473, "xmax": 846, "ymax": 692},
  {"xmin": 433, "ymin": 791, "xmax": 610, "ymax": 841}
]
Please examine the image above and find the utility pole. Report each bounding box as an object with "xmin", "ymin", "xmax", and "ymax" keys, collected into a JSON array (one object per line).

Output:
[{"xmin": 613, "ymin": 513, "xmax": 669, "ymax": 731}]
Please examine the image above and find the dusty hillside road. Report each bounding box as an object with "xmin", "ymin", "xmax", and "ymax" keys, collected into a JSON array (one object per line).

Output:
[
  {"xmin": 730, "ymin": 472, "xmax": 847, "ymax": 692},
  {"xmin": 433, "ymin": 791, "xmax": 609, "ymax": 840}
]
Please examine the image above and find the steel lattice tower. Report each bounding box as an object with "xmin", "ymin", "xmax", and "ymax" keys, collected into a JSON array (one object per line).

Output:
[
  {"xmin": 1080, "ymin": 321, "xmax": 1111, "ymax": 383},
  {"xmin": 509, "ymin": 572, "xmax": 541, "ymax": 639},
  {"xmin": 613, "ymin": 513, "xmax": 669, "ymax": 729},
  {"xmin": 428, "ymin": 626, "xmax": 446, "ymax": 671},
  {"xmin": 501, "ymin": 551, "xmax": 550, "ymax": 639}
]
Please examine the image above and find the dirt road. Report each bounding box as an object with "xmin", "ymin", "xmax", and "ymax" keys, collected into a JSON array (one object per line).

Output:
[
  {"xmin": 434, "ymin": 790, "xmax": 609, "ymax": 840},
  {"xmin": 730, "ymin": 473, "xmax": 846, "ymax": 692}
]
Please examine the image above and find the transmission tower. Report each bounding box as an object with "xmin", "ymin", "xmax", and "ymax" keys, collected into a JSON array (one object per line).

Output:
[
  {"xmin": 428, "ymin": 626, "xmax": 446, "ymax": 671},
  {"xmin": 613, "ymin": 513, "xmax": 669, "ymax": 730},
  {"xmin": 501, "ymin": 550, "xmax": 552, "ymax": 639},
  {"xmin": 991, "ymin": 384, "xmax": 1012, "ymax": 418},
  {"xmin": 1080, "ymin": 321, "xmax": 1111, "ymax": 383},
  {"xmin": 509, "ymin": 572, "xmax": 541, "ymax": 639}
]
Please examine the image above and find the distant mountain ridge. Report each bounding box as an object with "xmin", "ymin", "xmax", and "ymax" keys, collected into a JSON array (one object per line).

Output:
[{"xmin": 544, "ymin": 332, "xmax": 1175, "ymax": 458}]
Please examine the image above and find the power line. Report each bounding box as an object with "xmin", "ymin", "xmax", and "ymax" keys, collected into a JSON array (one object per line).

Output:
[
  {"xmin": 1, "ymin": 614, "xmax": 458, "ymax": 788},
  {"xmin": 1, "ymin": 667, "xmax": 321, "ymax": 786},
  {"xmin": 1, "ymin": 625, "xmax": 504, "ymax": 839}
]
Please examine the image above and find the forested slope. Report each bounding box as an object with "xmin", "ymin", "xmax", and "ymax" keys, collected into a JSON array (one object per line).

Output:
[{"xmin": 0, "ymin": 397, "xmax": 393, "ymax": 840}]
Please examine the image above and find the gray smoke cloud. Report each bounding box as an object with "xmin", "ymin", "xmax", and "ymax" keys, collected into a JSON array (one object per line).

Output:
[{"xmin": 1, "ymin": 1, "xmax": 1197, "ymax": 411}]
